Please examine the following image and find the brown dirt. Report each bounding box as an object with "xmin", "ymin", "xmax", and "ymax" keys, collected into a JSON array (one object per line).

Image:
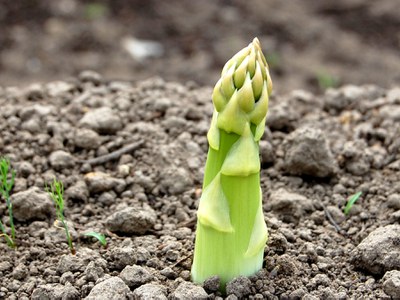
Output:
[
  {"xmin": 1, "ymin": 1, "xmax": 400, "ymax": 299},
  {"xmin": 1, "ymin": 0, "xmax": 400, "ymax": 93},
  {"xmin": 0, "ymin": 72, "xmax": 399, "ymax": 299}
]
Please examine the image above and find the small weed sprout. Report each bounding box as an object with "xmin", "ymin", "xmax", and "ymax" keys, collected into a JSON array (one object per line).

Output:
[
  {"xmin": 344, "ymin": 191, "xmax": 362, "ymax": 215},
  {"xmin": 47, "ymin": 179, "xmax": 75, "ymax": 255},
  {"xmin": 84, "ymin": 3, "xmax": 108, "ymax": 20},
  {"xmin": 84, "ymin": 231, "xmax": 107, "ymax": 247},
  {"xmin": 317, "ymin": 72, "xmax": 339, "ymax": 90},
  {"xmin": 0, "ymin": 157, "xmax": 16, "ymax": 248},
  {"xmin": 0, "ymin": 221, "xmax": 14, "ymax": 248}
]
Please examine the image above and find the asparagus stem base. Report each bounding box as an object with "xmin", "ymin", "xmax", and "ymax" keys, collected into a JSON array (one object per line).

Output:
[{"xmin": 191, "ymin": 128, "xmax": 268, "ymax": 290}]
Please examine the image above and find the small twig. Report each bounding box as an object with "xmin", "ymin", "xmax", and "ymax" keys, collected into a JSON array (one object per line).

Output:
[
  {"xmin": 177, "ymin": 217, "xmax": 197, "ymax": 228},
  {"xmin": 80, "ymin": 140, "xmax": 144, "ymax": 166},
  {"xmin": 104, "ymin": 229, "xmax": 124, "ymax": 240},
  {"xmin": 320, "ymin": 203, "xmax": 342, "ymax": 233},
  {"xmin": 172, "ymin": 253, "xmax": 192, "ymax": 268}
]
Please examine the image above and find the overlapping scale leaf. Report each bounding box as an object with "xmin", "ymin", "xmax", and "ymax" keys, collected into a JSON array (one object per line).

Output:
[{"xmin": 211, "ymin": 37, "xmax": 273, "ymax": 137}]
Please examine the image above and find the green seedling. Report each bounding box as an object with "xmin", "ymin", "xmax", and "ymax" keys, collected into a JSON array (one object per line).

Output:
[
  {"xmin": 316, "ymin": 72, "xmax": 339, "ymax": 90},
  {"xmin": 84, "ymin": 3, "xmax": 108, "ymax": 20},
  {"xmin": 343, "ymin": 191, "xmax": 362, "ymax": 215},
  {"xmin": 0, "ymin": 222, "xmax": 14, "ymax": 248},
  {"xmin": 0, "ymin": 157, "xmax": 16, "ymax": 248},
  {"xmin": 84, "ymin": 231, "xmax": 107, "ymax": 247},
  {"xmin": 47, "ymin": 179, "xmax": 75, "ymax": 255},
  {"xmin": 191, "ymin": 38, "xmax": 272, "ymax": 291}
]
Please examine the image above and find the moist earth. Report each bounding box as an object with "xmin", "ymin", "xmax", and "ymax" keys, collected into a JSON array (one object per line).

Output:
[{"xmin": 0, "ymin": 73, "xmax": 400, "ymax": 299}]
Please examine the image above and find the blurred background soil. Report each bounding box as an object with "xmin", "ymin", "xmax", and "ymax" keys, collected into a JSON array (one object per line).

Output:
[{"xmin": 1, "ymin": 0, "xmax": 399, "ymax": 94}]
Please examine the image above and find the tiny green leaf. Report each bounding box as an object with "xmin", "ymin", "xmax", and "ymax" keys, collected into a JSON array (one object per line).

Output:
[
  {"xmin": 316, "ymin": 72, "xmax": 339, "ymax": 90},
  {"xmin": 0, "ymin": 157, "xmax": 16, "ymax": 245},
  {"xmin": 84, "ymin": 231, "xmax": 107, "ymax": 247},
  {"xmin": 47, "ymin": 179, "xmax": 75, "ymax": 255},
  {"xmin": 343, "ymin": 191, "xmax": 362, "ymax": 215},
  {"xmin": 0, "ymin": 221, "xmax": 15, "ymax": 248},
  {"xmin": 84, "ymin": 3, "xmax": 108, "ymax": 20}
]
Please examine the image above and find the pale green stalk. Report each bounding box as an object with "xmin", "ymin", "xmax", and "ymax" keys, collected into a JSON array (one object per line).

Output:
[{"xmin": 191, "ymin": 38, "xmax": 273, "ymax": 290}]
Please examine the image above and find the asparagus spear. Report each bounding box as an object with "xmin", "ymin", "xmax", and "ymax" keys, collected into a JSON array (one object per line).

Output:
[{"xmin": 191, "ymin": 38, "xmax": 273, "ymax": 290}]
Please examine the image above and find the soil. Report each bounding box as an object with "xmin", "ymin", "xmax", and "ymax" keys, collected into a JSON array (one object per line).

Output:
[
  {"xmin": 0, "ymin": 71, "xmax": 399, "ymax": 299},
  {"xmin": 1, "ymin": 0, "xmax": 400, "ymax": 94},
  {"xmin": 1, "ymin": 1, "xmax": 400, "ymax": 299}
]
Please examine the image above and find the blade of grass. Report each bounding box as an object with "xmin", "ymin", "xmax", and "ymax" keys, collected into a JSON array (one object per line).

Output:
[
  {"xmin": 0, "ymin": 221, "xmax": 15, "ymax": 248},
  {"xmin": 47, "ymin": 179, "xmax": 75, "ymax": 255},
  {"xmin": 343, "ymin": 191, "xmax": 362, "ymax": 215},
  {"xmin": 84, "ymin": 231, "xmax": 107, "ymax": 247},
  {"xmin": 0, "ymin": 157, "xmax": 16, "ymax": 243}
]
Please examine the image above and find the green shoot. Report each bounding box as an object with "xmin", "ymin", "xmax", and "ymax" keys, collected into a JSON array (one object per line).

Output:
[
  {"xmin": 191, "ymin": 38, "xmax": 272, "ymax": 291},
  {"xmin": 343, "ymin": 191, "xmax": 362, "ymax": 215},
  {"xmin": 0, "ymin": 222, "xmax": 15, "ymax": 248},
  {"xmin": 316, "ymin": 71, "xmax": 339, "ymax": 90},
  {"xmin": 47, "ymin": 179, "xmax": 75, "ymax": 255},
  {"xmin": 84, "ymin": 231, "xmax": 107, "ymax": 247},
  {"xmin": 0, "ymin": 157, "xmax": 16, "ymax": 248},
  {"xmin": 84, "ymin": 3, "xmax": 108, "ymax": 20}
]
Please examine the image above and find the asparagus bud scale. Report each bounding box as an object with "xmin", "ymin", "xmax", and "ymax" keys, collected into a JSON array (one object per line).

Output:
[{"xmin": 191, "ymin": 38, "xmax": 273, "ymax": 289}]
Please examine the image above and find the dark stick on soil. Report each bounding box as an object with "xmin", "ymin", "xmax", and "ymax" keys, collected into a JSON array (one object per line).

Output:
[
  {"xmin": 172, "ymin": 253, "xmax": 193, "ymax": 268},
  {"xmin": 177, "ymin": 217, "xmax": 197, "ymax": 228},
  {"xmin": 321, "ymin": 203, "xmax": 342, "ymax": 233},
  {"xmin": 104, "ymin": 229, "xmax": 124, "ymax": 240},
  {"xmin": 80, "ymin": 140, "xmax": 144, "ymax": 166}
]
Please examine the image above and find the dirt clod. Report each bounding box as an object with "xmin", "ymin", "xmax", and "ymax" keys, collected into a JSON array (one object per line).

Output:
[
  {"xmin": 106, "ymin": 206, "xmax": 157, "ymax": 235},
  {"xmin": 268, "ymin": 189, "xmax": 314, "ymax": 224},
  {"xmin": 351, "ymin": 225, "xmax": 400, "ymax": 275},
  {"xmin": 226, "ymin": 276, "xmax": 252, "ymax": 298},
  {"xmin": 203, "ymin": 275, "xmax": 220, "ymax": 293},
  {"xmin": 382, "ymin": 270, "xmax": 400, "ymax": 299},
  {"xmin": 171, "ymin": 281, "xmax": 208, "ymax": 300},
  {"xmin": 12, "ymin": 188, "xmax": 54, "ymax": 221},
  {"xmin": 283, "ymin": 127, "xmax": 337, "ymax": 177},
  {"xmin": 86, "ymin": 277, "xmax": 130, "ymax": 300},
  {"xmin": 134, "ymin": 283, "xmax": 168, "ymax": 300},
  {"xmin": 79, "ymin": 107, "xmax": 122, "ymax": 134}
]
